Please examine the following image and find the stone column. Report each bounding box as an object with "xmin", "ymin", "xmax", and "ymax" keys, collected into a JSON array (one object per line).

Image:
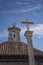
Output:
[{"xmin": 24, "ymin": 31, "xmax": 35, "ymax": 65}]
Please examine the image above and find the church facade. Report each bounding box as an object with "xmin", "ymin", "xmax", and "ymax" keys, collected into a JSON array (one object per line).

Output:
[{"xmin": 0, "ymin": 25, "xmax": 43, "ymax": 65}]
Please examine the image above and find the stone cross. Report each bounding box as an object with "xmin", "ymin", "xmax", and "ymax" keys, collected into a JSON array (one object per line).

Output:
[
  {"xmin": 22, "ymin": 19, "xmax": 33, "ymax": 31},
  {"xmin": 22, "ymin": 19, "xmax": 35, "ymax": 65}
]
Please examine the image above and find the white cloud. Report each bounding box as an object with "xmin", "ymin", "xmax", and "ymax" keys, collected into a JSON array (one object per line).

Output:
[
  {"xmin": 16, "ymin": 0, "xmax": 41, "ymax": 5},
  {"xmin": 18, "ymin": 4, "xmax": 41, "ymax": 13},
  {"xmin": 0, "ymin": 0, "xmax": 41, "ymax": 14},
  {"xmin": 16, "ymin": 1, "xmax": 30, "ymax": 5},
  {"xmin": 21, "ymin": 24, "xmax": 43, "ymax": 38},
  {"xmin": 15, "ymin": 0, "xmax": 41, "ymax": 13},
  {"xmin": 30, "ymin": 24, "xmax": 43, "ymax": 35}
]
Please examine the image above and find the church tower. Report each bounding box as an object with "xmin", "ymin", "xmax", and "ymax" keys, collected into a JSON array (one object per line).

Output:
[{"xmin": 8, "ymin": 25, "xmax": 21, "ymax": 42}]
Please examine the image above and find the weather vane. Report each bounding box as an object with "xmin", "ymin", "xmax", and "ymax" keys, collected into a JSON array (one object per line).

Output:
[{"xmin": 22, "ymin": 19, "xmax": 33, "ymax": 31}]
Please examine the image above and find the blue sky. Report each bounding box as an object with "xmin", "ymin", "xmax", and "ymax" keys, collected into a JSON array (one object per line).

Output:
[{"xmin": 0, "ymin": 0, "xmax": 43, "ymax": 51}]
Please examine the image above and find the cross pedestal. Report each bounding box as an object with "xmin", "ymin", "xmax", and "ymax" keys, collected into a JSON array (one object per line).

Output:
[{"xmin": 24, "ymin": 31, "xmax": 35, "ymax": 65}]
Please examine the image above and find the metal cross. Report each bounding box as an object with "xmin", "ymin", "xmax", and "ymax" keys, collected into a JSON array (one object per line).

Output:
[{"xmin": 22, "ymin": 19, "xmax": 33, "ymax": 31}]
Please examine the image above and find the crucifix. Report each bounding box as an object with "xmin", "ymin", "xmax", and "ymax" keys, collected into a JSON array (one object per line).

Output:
[{"xmin": 22, "ymin": 19, "xmax": 33, "ymax": 31}]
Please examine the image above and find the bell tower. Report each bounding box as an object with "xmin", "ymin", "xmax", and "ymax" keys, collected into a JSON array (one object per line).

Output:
[{"xmin": 8, "ymin": 25, "xmax": 21, "ymax": 42}]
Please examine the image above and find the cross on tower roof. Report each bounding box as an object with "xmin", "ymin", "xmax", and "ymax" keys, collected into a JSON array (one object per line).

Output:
[
  {"xmin": 13, "ymin": 22, "xmax": 16, "ymax": 27},
  {"xmin": 22, "ymin": 19, "xmax": 33, "ymax": 31}
]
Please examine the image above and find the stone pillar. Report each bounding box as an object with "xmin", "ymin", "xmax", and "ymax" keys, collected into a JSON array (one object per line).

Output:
[{"xmin": 24, "ymin": 31, "xmax": 35, "ymax": 65}]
